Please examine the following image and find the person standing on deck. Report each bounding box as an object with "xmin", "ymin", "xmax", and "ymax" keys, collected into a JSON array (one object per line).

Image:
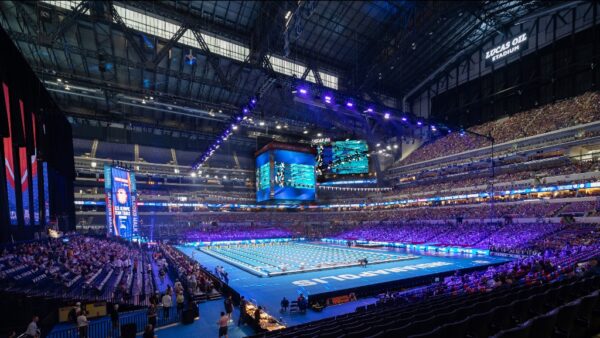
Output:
[
  {"xmin": 147, "ymin": 303, "xmax": 157, "ymax": 329},
  {"xmin": 162, "ymin": 292, "xmax": 172, "ymax": 320},
  {"xmin": 218, "ymin": 312, "xmax": 229, "ymax": 338},
  {"xmin": 238, "ymin": 296, "xmax": 247, "ymax": 326},
  {"xmin": 110, "ymin": 304, "xmax": 120, "ymax": 338},
  {"xmin": 224, "ymin": 295, "xmax": 234, "ymax": 321}
]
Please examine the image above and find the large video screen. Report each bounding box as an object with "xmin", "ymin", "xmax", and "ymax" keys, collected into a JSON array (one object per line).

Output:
[
  {"xmin": 105, "ymin": 166, "xmax": 138, "ymax": 240},
  {"xmin": 315, "ymin": 139, "xmax": 369, "ymax": 175},
  {"xmin": 273, "ymin": 150, "xmax": 315, "ymax": 201},
  {"xmin": 331, "ymin": 140, "xmax": 369, "ymax": 174},
  {"xmin": 255, "ymin": 149, "xmax": 316, "ymax": 202},
  {"xmin": 255, "ymin": 152, "xmax": 270, "ymax": 202}
]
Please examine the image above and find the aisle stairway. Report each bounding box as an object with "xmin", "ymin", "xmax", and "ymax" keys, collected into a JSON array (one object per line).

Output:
[
  {"xmin": 551, "ymin": 203, "xmax": 570, "ymax": 217},
  {"xmin": 150, "ymin": 256, "xmax": 175, "ymax": 294}
]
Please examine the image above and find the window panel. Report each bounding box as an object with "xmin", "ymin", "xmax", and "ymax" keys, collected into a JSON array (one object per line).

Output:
[
  {"xmin": 269, "ymin": 56, "xmax": 338, "ymax": 89},
  {"xmin": 41, "ymin": 0, "xmax": 89, "ymax": 14},
  {"xmin": 41, "ymin": 1, "xmax": 337, "ymax": 89}
]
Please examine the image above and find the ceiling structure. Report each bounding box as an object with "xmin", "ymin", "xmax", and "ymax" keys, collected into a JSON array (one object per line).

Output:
[{"xmin": 0, "ymin": 0, "xmax": 557, "ymax": 165}]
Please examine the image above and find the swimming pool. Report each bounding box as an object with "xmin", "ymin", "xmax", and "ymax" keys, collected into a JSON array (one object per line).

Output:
[{"xmin": 199, "ymin": 241, "xmax": 418, "ymax": 277}]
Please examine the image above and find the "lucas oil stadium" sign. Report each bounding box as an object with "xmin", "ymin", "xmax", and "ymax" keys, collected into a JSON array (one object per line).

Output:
[{"xmin": 484, "ymin": 33, "xmax": 528, "ymax": 63}]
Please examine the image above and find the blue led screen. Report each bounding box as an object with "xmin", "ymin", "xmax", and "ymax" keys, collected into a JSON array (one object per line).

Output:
[
  {"xmin": 331, "ymin": 140, "xmax": 369, "ymax": 174},
  {"xmin": 272, "ymin": 150, "xmax": 315, "ymax": 201},
  {"xmin": 105, "ymin": 166, "xmax": 138, "ymax": 240},
  {"xmin": 255, "ymin": 152, "xmax": 270, "ymax": 202},
  {"xmin": 255, "ymin": 149, "xmax": 316, "ymax": 202}
]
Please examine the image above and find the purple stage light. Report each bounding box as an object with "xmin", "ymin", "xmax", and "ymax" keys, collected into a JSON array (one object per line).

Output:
[
  {"xmin": 401, "ymin": 116, "xmax": 408, "ymax": 122},
  {"xmin": 237, "ymin": 116, "xmax": 242, "ymax": 121},
  {"xmin": 251, "ymin": 99, "xmax": 256, "ymax": 104},
  {"xmin": 299, "ymin": 88, "xmax": 308, "ymax": 95},
  {"xmin": 243, "ymin": 108, "xmax": 249, "ymax": 113},
  {"xmin": 384, "ymin": 112, "xmax": 390, "ymax": 119},
  {"xmin": 417, "ymin": 121, "xmax": 423, "ymax": 126},
  {"xmin": 346, "ymin": 101, "xmax": 354, "ymax": 108},
  {"xmin": 367, "ymin": 108, "xmax": 374, "ymax": 113}
]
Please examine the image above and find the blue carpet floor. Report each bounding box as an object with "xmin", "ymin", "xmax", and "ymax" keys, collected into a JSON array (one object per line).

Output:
[
  {"xmin": 177, "ymin": 245, "xmax": 510, "ymax": 327},
  {"xmin": 146, "ymin": 301, "xmax": 255, "ymax": 338},
  {"xmin": 150, "ymin": 298, "xmax": 378, "ymax": 338}
]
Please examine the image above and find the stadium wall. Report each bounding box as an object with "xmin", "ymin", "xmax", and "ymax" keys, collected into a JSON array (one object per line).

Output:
[
  {"xmin": 0, "ymin": 27, "xmax": 75, "ymax": 241},
  {"xmin": 406, "ymin": 2, "xmax": 600, "ymax": 126}
]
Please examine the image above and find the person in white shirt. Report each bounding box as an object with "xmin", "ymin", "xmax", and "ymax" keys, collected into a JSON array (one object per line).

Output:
[
  {"xmin": 77, "ymin": 311, "xmax": 89, "ymax": 338},
  {"xmin": 25, "ymin": 316, "xmax": 40, "ymax": 338},
  {"xmin": 174, "ymin": 280, "xmax": 183, "ymax": 294},
  {"xmin": 162, "ymin": 292, "xmax": 172, "ymax": 319}
]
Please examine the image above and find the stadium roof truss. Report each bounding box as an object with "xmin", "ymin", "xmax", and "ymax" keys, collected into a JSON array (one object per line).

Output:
[{"xmin": 0, "ymin": 0, "xmax": 556, "ymax": 149}]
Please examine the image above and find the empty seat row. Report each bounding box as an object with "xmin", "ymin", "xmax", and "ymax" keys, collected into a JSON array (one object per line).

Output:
[{"xmin": 255, "ymin": 275, "xmax": 600, "ymax": 338}]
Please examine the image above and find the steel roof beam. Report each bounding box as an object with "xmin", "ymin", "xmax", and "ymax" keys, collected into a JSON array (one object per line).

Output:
[
  {"xmin": 45, "ymin": 0, "xmax": 92, "ymax": 44},
  {"xmin": 119, "ymin": 0, "xmax": 341, "ymax": 76},
  {"xmin": 34, "ymin": 67, "xmax": 239, "ymax": 115},
  {"xmin": 109, "ymin": 2, "xmax": 147, "ymax": 64},
  {"xmin": 5, "ymin": 29, "xmax": 253, "ymax": 96},
  {"xmin": 190, "ymin": 29, "xmax": 232, "ymax": 89},
  {"xmin": 151, "ymin": 23, "xmax": 188, "ymax": 68}
]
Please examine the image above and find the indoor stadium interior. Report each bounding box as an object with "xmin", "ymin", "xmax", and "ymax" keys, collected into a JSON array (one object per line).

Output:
[{"xmin": 2, "ymin": 1, "xmax": 600, "ymax": 338}]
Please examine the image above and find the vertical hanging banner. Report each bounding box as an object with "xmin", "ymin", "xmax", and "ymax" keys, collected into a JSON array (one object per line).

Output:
[
  {"xmin": 31, "ymin": 154, "xmax": 39, "ymax": 225},
  {"xmin": 3, "ymin": 137, "xmax": 16, "ymax": 225},
  {"xmin": 43, "ymin": 161, "xmax": 50, "ymax": 224},
  {"xmin": 18, "ymin": 100, "xmax": 29, "ymax": 226},
  {"xmin": 19, "ymin": 147, "xmax": 29, "ymax": 225},
  {"xmin": 31, "ymin": 113, "xmax": 39, "ymax": 225},
  {"xmin": 2, "ymin": 84, "xmax": 17, "ymax": 225}
]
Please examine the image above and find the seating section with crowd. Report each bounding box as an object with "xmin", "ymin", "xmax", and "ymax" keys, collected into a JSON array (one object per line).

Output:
[
  {"xmin": 336, "ymin": 222, "xmax": 566, "ymax": 249},
  {"xmin": 253, "ymin": 224, "xmax": 600, "ymax": 338},
  {"xmin": 0, "ymin": 236, "xmax": 150, "ymax": 304},
  {"xmin": 398, "ymin": 91, "xmax": 600, "ymax": 166}
]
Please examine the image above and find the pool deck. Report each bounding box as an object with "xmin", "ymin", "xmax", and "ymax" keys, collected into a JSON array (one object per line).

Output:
[{"xmin": 177, "ymin": 245, "xmax": 511, "ymax": 327}]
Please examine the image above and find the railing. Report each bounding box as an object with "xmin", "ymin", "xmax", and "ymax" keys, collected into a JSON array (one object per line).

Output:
[{"xmin": 46, "ymin": 306, "xmax": 183, "ymax": 338}]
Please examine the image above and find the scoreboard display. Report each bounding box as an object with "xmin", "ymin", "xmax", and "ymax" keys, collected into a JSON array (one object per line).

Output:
[
  {"xmin": 273, "ymin": 150, "xmax": 316, "ymax": 200},
  {"xmin": 255, "ymin": 152, "xmax": 270, "ymax": 202},
  {"xmin": 255, "ymin": 144, "xmax": 316, "ymax": 203},
  {"xmin": 105, "ymin": 165, "xmax": 138, "ymax": 240},
  {"xmin": 331, "ymin": 140, "xmax": 369, "ymax": 174},
  {"xmin": 315, "ymin": 139, "xmax": 369, "ymax": 175}
]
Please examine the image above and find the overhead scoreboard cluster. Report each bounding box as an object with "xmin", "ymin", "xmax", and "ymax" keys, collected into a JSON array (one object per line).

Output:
[
  {"xmin": 255, "ymin": 143, "xmax": 316, "ymax": 203},
  {"xmin": 256, "ymin": 142, "xmax": 317, "ymax": 203},
  {"xmin": 255, "ymin": 140, "xmax": 370, "ymax": 203}
]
